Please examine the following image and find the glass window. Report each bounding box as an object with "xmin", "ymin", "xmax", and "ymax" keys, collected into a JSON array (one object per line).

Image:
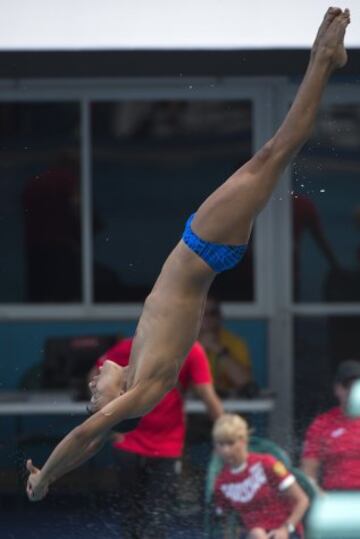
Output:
[
  {"xmin": 292, "ymin": 104, "xmax": 360, "ymax": 302},
  {"xmin": 0, "ymin": 102, "xmax": 81, "ymax": 303},
  {"xmin": 91, "ymin": 100, "xmax": 254, "ymax": 302}
]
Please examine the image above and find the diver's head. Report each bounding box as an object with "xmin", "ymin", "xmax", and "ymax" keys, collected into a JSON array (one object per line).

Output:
[{"xmin": 88, "ymin": 360, "xmax": 128, "ymax": 414}]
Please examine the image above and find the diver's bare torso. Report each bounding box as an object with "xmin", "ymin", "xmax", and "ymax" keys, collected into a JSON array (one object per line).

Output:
[{"xmin": 126, "ymin": 240, "xmax": 215, "ymax": 389}]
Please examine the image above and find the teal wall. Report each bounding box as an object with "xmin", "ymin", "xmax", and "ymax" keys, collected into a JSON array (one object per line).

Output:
[{"xmin": 0, "ymin": 319, "xmax": 267, "ymax": 389}]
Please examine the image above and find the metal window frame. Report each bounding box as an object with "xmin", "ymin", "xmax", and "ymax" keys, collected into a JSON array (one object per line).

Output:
[
  {"xmin": 2, "ymin": 77, "xmax": 358, "ymax": 446},
  {"xmin": 287, "ymin": 82, "xmax": 360, "ymax": 315},
  {"xmin": 0, "ymin": 76, "xmax": 280, "ymax": 320},
  {"xmin": 267, "ymin": 82, "xmax": 360, "ymax": 446}
]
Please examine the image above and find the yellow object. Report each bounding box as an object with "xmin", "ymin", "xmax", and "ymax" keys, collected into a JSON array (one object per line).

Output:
[
  {"xmin": 272, "ymin": 461, "xmax": 288, "ymax": 478},
  {"xmin": 206, "ymin": 328, "xmax": 251, "ymax": 391}
]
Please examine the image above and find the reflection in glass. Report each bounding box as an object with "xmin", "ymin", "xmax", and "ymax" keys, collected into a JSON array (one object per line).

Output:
[
  {"xmin": 92, "ymin": 101, "xmax": 253, "ymax": 302},
  {"xmin": 0, "ymin": 103, "xmax": 80, "ymax": 302},
  {"xmin": 292, "ymin": 104, "xmax": 360, "ymax": 302}
]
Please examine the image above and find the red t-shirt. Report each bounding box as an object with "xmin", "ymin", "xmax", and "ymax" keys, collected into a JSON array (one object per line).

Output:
[
  {"xmin": 293, "ymin": 194, "xmax": 321, "ymax": 246},
  {"xmin": 214, "ymin": 453, "xmax": 302, "ymax": 535},
  {"xmin": 302, "ymin": 406, "xmax": 360, "ymax": 490},
  {"xmin": 96, "ymin": 337, "xmax": 212, "ymax": 458}
]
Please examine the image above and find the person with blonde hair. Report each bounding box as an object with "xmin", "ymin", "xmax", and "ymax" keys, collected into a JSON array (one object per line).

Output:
[{"xmin": 212, "ymin": 414, "xmax": 309, "ymax": 539}]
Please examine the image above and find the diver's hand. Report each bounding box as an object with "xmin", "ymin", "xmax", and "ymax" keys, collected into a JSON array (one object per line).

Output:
[{"xmin": 26, "ymin": 460, "xmax": 49, "ymax": 502}]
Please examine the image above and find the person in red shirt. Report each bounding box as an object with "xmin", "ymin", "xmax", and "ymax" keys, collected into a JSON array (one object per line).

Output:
[
  {"xmin": 213, "ymin": 414, "xmax": 309, "ymax": 539},
  {"xmin": 301, "ymin": 359, "xmax": 360, "ymax": 492},
  {"xmin": 92, "ymin": 337, "xmax": 223, "ymax": 539}
]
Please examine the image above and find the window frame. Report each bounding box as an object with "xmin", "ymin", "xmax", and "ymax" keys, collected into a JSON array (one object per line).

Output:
[
  {"xmin": 3, "ymin": 77, "xmax": 358, "ymax": 446},
  {"xmin": 0, "ymin": 76, "xmax": 280, "ymax": 319},
  {"xmin": 286, "ymin": 82, "xmax": 360, "ymax": 314},
  {"xmin": 266, "ymin": 83, "xmax": 360, "ymax": 444}
]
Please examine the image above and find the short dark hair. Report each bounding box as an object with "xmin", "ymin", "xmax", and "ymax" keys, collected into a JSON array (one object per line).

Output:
[{"xmin": 334, "ymin": 359, "xmax": 360, "ymax": 386}]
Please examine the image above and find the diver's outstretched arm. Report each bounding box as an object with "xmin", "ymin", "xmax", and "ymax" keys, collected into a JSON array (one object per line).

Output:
[{"xmin": 26, "ymin": 377, "xmax": 169, "ymax": 501}]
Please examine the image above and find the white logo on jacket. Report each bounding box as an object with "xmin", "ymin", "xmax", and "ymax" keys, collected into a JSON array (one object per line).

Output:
[
  {"xmin": 220, "ymin": 463, "xmax": 267, "ymax": 503},
  {"xmin": 331, "ymin": 427, "xmax": 346, "ymax": 438}
]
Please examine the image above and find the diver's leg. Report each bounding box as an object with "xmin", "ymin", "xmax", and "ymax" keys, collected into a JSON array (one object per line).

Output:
[{"xmin": 191, "ymin": 8, "xmax": 350, "ymax": 246}]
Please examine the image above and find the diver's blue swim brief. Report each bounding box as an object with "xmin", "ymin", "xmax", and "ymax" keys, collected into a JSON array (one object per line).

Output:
[{"xmin": 182, "ymin": 214, "xmax": 247, "ymax": 273}]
